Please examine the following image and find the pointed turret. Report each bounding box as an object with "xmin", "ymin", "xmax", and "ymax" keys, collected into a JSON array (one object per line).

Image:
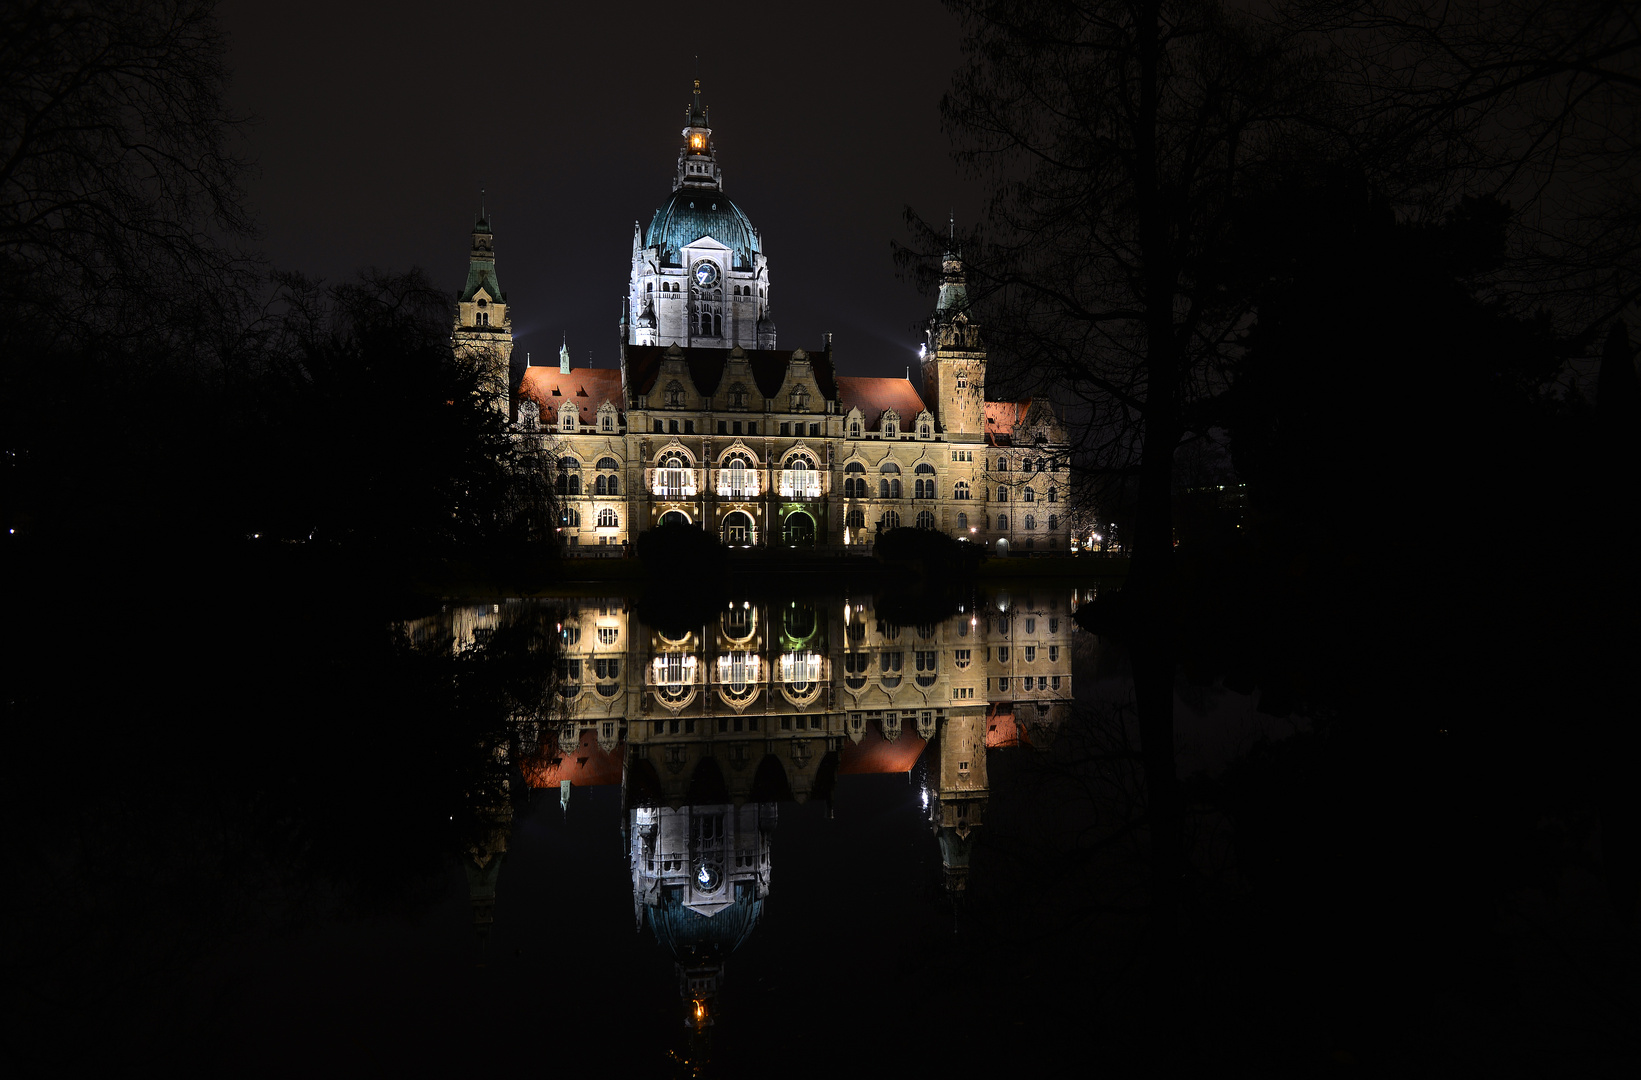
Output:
[
  {"xmin": 453, "ymin": 200, "xmax": 514, "ymax": 417},
  {"xmin": 559, "ymin": 336, "xmax": 571, "ymax": 374}
]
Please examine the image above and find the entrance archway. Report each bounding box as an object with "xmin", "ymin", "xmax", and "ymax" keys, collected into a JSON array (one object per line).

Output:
[
  {"xmin": 660, "ymin": 510, "xmax": 690, "ymax": 527},
  {"xmin": 722, "ymin": 511, "xmax": 754, "ymax": 547},
  {"xmin": 782, "ymin": 511, "xmax": 815, "ymax": 548},
  {"xmin": 995, "ymin": 537, "xmax": 1009, "ymax": 556}
]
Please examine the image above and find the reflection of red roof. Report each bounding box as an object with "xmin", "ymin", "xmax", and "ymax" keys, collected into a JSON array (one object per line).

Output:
[
  {"xmin": 985, "ymin": 704, "xmax": 1028, "ymax": 748},
  {"xmin": 839, "ymin": 719, "xmax": 929, "ymax": 774},
  {"xmin": 522, "ymin": 731, "xmax": 625, "ymax": 788},
  {"xmin": 836, "ymin": 376, "xmax": 926, "ymax": 432},
  {"xmin": 984, "ymin": 401, "xmax": 1029, "ymax": 445},
  {"xmin": 518, "ymin": 366, "xmax": 624, "ymax": 426}
]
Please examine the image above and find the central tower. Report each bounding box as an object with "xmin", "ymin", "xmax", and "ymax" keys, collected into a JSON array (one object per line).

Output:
[{"xmin": 627, "ymin": 81, "xmax": 774, "ymax": 350}]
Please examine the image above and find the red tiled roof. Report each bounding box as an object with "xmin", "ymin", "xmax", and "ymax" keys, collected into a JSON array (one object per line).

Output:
[
  {"xmin": 518, "ymin": 366, "xmax": 624, "ymax": 426},
  {"xmin": 838, "ymin": 718, "xmax": 930, "ymax": 774},
  {"xmin": 986, "ymin": 704, "xmax": 1029, "ymax": 748},
  {"xmin": 521, "ymin": 730, "xmax": 625, "ymax": 789},
  {"xmin": 835, "ymin": 376, "xmax": 926, "ymax": 432},
  {"xmin": 984, "ymin": 400, "xmax": 1029, "ymax": 444}
]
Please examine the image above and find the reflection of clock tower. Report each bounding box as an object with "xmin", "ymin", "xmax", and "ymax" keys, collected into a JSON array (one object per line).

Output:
[{"xmin": 628, "ymin": 81, "xmax": 774, "ymax": 350}]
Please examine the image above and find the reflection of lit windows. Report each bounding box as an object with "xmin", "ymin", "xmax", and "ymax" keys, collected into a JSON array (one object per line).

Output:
[
  {"xmin": 998, "ymin": 647, "xmax": 1009, "ymax": 662},
  {"xmin": 780, "ymin": 651, "xmax": 820, "ymax": 690},
  {"xmin": 1049, "ymin": 646, "xmax": 1059, "ymax": 662},
  {"xmin": 999, "ymin": 677, "xmax": 1009, "ymax": 691},
  {"xmin": 1051, "ymin": 676, "xmax": 1061, "ymax": 690},
  {"xmin": 1024, "ymin": 646, "xmax": 1036, "ymax": 662}
]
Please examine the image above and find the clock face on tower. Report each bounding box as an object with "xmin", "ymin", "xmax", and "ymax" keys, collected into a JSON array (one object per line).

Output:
[{"xmin": 694, "ymin": 261, "xmax": 719, "ymax": 287}]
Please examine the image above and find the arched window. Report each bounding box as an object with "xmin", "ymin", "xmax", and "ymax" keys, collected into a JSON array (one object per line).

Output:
[
  {"xmin": 656, "ymin": 453, "xmax": 691, "ymax": 499},
  {"xmin": 713, "ymin": 313, "xmax": 722, "ymax": 335},
  {"xmin": 916, "ymin": 510, "xmax": 936, "ymax": 530},
  {"xmin": 597, "ymin": 457, "xmax": 618, "ymax": 471},
  {"xmin": 600, "ymin": 412, "xmax": 614, "ymax": 431},
  {"xmin": 913, "ymin": 462, "xmax": 935, "ymax": 500},
  {"xmin": 594, "ymin": 475, "xmax": 608, "ymax": 496},
  {"xmin": 664, "ymin": 380, "xmax": 685, "ymax": 408},
  {"xmin": 996, "ymin": 458, "xmax": 1008, "ymax": 472},
  {"xmin": 1024, "ymin": 488, "xmax": 1035, "ymax": 502},
  {"xmin": 880, "ymin": 461, "xmax": 901, "ymax": 474},
  {"xmin": 998, "ymin": 487, "xmax": 1008, "ymax": 501},
  {"xmin": 1048, "ymin": 487, "xmax": 1058, "ymax": 503},
  {"xmin": 884, "ymin": 416, "xmax": 898, "ymax": 438},
  {"xmin": 843, "ymin": 461, "xmax": 866, "ymax": 498},
  {"xmin": 997, "ymin": 514, "xmax": 1008, "ymax": 530},
  {"xmin": 849, "ymin": 420, "xmax": 862, "ymax": 438},
  {"xmin": 1048, "ymin": 515, "xmax": 1058, "ymax": 531},
  {"xmin": 846, "ymin": 508, "xmax": 865, "ymax": 528},
  {"xmin": 557, "ymin": 457, "xmax": 581, "ymax": 496},
  {"xmin": 918, "ymin": 422, "xmax": 931, "ymax": 438},
  {"xmin": 881, "ymin": 510, "xmax": 900, "ymax": 531},
  {"xmin": 957, "ymin": 512, "xmax": 968, "ymax": 530},
  {"xmin": 722, "ymin": 453, "xmax": 755, "ymax": 499},
  {"xmin": 879, "ymin": 479, "xmax": 890, "ymax": 499},
  {"xmin": 597, "ymin": 508, "xmax": 618, "ymax": 528},
  {"xmin": 954, "ymin": 481, "xmax": 971, "ymax": 500},
  {"xmin": 1025, "ymin": 514, "xmax": 1036, "ymax": 530},
  {"xmin": 646, "ymin": 281, "xmax": 654, "ymax": 293},
  {"xmin": 476, "ymin": 311, "xmax": 489, "ymax": 326},
  {"xmin": 560, "ymin": 407, "xmax": 576, "ymax": 432}
]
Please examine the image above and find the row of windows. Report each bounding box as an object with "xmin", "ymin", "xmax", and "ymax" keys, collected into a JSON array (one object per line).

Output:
[
  {"xmin": 643, "ymin": 281, "xmax": 766, "ymax": 297},
  {"xmin": 995, "ymin": 487, "xmax": 1058, "ymax": 502},
  {"xmin": 559, "ymin": 508, "xmax": 620, "ymax": 527},
  {"xmin": 993, "ymin": 676, "xmax": 1064, "ymax": 691},
  {"xmin": 995, "ymin": 458, "xmax": 1061, "ymax": 472}
]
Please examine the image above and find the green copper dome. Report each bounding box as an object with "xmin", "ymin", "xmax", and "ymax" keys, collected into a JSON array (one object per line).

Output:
[{"xmin": 645, "ymin": 190, "xmax": 760, "ymax": 269}]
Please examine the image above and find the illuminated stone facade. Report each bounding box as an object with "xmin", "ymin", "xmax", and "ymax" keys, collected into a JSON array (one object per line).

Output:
[{"xmin": 451, "ymin": 83, "xmax": 1075, "ymax": 553}]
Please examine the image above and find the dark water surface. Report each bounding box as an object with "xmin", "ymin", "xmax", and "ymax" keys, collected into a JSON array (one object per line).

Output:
[{"xmin": 6, "ymin": 575, "xmax": 1633, "ymax": 1077}]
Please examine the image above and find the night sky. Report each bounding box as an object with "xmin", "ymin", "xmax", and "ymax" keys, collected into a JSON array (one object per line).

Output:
[{"xmin": 217, "ymin": 0, "xmax": 984, "ymax": 379}]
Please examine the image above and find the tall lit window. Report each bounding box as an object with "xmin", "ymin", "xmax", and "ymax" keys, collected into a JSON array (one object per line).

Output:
[
  {"xmin": 655, "ymin": 453, "xmax": 691, "ymax": 499},
  {"xmin": 598, "ymin": 508, "xmax": 618, "ymax": 528}
]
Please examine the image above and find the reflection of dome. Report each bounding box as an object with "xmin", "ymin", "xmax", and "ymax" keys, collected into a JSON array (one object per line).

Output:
[
  {"xmin": 645, "ymin": 190, "xmax": 760, "ymax": 269},
  {"xmin": 646, "ymin": 885, "xmax": 764, "ymax": 962}
]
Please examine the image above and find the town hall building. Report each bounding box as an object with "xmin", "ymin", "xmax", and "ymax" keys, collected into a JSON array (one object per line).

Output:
[{"xmin": 454, "ymin": 81, "xmax": 1072, "ymax": 554}]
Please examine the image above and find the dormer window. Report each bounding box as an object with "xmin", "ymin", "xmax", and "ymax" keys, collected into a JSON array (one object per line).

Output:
[
  {"xmin": 918, "ymin": 422, "xmax": 931, "ymax": 439},
  {"xmin": 883, "ymin": 414, "xmax": 898, "ymax": 438},
  {"xmin": 729, "ymin": 384, "xmax": 748, "ymax": 409},
  {"xmin": 849, "ymin": 420, "xmax": 862, "ymax": 438},
  {"xmin": 601, "ymin": 413, "xmax": 614, "ymax": 432},
  {"xmin": 664, "ymin": 380, "xmax": 685, "ymax": 408}
]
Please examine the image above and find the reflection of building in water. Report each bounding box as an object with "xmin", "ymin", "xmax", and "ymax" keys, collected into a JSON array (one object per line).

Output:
[{"xmin": 410, "ymin": 592, "xmax": 1079, "ymax": 974}]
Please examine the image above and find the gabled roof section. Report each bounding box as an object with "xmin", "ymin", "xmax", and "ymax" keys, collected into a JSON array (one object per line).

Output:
[
  {"xmin": 622, "ymin": 345, "xmax": 837, "ymax": 403},
  {"xmin": 518, "ymin": 366, "xmax": 624, "ymax": 426},
  {"xmin": 835, "ymin": 376, "xmax": 926, "ymax": 432}
]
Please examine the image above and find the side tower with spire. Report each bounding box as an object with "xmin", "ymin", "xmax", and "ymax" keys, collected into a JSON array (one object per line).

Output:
[
  {"xmin": 627, "ymin": 80, "xmax": 773, "ymax": 350},
  {"xmin": 454, "ymin": 203, "xmax": 515, "ymax": 417},
  {"xmin": 921, "ymin": 243, "xmax": 986, "ymax": 439}
]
